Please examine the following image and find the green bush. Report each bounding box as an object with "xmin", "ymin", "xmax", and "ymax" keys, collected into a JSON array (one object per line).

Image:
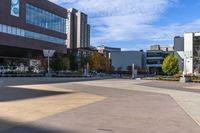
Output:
[{"xmin": 155, "ymin": 75, "xmax": 180, "ymax": 81}]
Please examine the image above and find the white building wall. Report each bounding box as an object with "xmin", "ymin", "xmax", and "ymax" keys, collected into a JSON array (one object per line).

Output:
[{"xmin": 184, "ymin": 33, "xmax": 194, "ymax": 74}]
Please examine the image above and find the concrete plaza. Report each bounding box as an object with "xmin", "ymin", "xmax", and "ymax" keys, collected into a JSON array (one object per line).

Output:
[{"xmin": 0, "ymin": 78, "xmax": 200, "ymax": 133}]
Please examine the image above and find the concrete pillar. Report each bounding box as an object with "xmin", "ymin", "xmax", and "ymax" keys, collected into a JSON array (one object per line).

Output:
[{"xmin": 184, "ymin": 33, "xmax": 194, "ymax": 75}]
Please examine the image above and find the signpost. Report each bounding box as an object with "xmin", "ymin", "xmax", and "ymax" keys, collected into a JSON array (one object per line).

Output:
[{"xmin": 43, "ymin": 49, "xmax": 55, "ymax": 76}]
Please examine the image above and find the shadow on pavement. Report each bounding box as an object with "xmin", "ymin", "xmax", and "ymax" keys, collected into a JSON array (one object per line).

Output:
[
  {"xmin": 0, "ymin": 119, "xmax": 78, "ymax": 133},
  {"xmin": 0, "ymin": 77, "xmax": 109, "ymax": 87},
  {"xmin": 0, "ymin": 87, "xmax": 72, "ymax": 102}
]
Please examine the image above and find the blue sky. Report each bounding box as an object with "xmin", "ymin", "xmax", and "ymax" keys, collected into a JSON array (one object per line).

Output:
[{"xmin": 50, "ymin": 0, "xmax": 200, "ymax": 50}]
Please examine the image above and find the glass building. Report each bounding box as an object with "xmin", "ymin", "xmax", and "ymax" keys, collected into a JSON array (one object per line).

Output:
[
  {"xmin": 26, "ymin": 4, "xmax": 67, "ymax": 34},
  {"xmin": 0, "ymin": 0, "xmax": 91, "ymax": 73},
  {"xmin": 0, "ymin": 23, "xmax": 66, "ymax": 45},
  {"xmin": 0, "ymin": 0, "xmax": 68, "ymax": 59}
]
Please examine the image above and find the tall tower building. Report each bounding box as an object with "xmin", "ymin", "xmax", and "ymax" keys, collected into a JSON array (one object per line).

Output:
[
  {"xmin": 67, "ymin": 8, "xmax": 90, "ymax": 49},
  {"xmin": 87, "ymin": 24, "xmax": 90, "ymax": 47}
]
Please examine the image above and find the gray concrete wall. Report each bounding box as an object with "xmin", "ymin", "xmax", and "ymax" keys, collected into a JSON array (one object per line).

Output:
[
  {"xmin": 111, "ymin": 51, "xmax": 144, "ymax": 71},
  {"xmin": 174, "ymin": 37, "xmax": 184, "ymax": 51}
]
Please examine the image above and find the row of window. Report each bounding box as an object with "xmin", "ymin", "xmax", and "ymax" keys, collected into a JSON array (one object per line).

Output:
[
  {"xmin": 146, "ymin": 59, "xmax": 163, "ymax": 65},
  {"xmin": 26, "ymin": 4, "xmax": 67, "ymax": 34},
  {"xmin": 0, "ymin": 23, "xmax": 67, "ymax": 45}
]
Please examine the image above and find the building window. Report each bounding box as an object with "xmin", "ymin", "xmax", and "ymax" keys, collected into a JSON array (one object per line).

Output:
[
  {"xmin": 8, "ymin": 26, "xmax": 12, "ymax": 34},
  {"xmin": 147, "ymin": 52, "xmax": 162, "ymax": 57},
  {"xmin": 11, "ymin": 27, "xmax": 17, "ymax": 35},
  {"xmin": 26, "ymin": 4, "xmax": 67, "ymax": 34},
  {"xmin": 2, "ymin": 25, "xmax": 7, "ymax": 33},
  {"xmin": 0, "ymin": 23, "xmax": 67, "ymax": 45}
]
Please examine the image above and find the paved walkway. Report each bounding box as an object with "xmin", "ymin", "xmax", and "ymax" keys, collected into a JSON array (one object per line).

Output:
[
  {"xmin": 0, "ymin": 78, "xmax": 199, "ymax": 132},
  {"xmin": 76, "ymin": 79, "xmax": 200, "ymax": 126}
]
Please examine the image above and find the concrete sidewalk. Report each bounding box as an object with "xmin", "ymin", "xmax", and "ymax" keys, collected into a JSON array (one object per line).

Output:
[
  {"xmin": 0, "ymin": 79, "xmax": 200, "ymax": 132},
  {"xmin": 0, "ymin": 85, "xmax": 105, "ymax": 132},
  {"xmin": 76, "ymin": 79, "xmax": 200, "ymax": 126},
  {"xmin": 2, "ymin": 82, "xmax": 200, "ymax": 133}
]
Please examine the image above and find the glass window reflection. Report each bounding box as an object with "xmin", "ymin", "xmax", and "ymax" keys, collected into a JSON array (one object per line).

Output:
[
  {"xmin": 0, "ymin": 23, "xmax": 66, "ymax": 45},
  {"xmin": 26, "ymin": 4, "xmax": 67, "ymax": 34}
]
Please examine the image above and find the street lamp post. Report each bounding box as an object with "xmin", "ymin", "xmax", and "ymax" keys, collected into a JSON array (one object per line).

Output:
[{"xmin": 43, "ymin": 49, "xmax": 55, "ymax": 76}]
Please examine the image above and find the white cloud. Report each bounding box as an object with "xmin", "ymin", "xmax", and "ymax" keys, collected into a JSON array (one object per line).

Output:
[
  {"xmin": 139, "ymin": 19, "xmax": 200, "ymax": 41},
  {"xmin": 49, "ymin": 0, "xmax": 200, "ymax": 48},
  {"xmin": 50, "ymin": 0, "xmax": 176, "ymax": 17}
]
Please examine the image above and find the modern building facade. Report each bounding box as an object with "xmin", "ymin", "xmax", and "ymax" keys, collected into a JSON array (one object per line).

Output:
[
  {"xmin": 0, "ymin": 0, "xmax": 92, "ymax": 72},
  {"xmin": 110, "ymin": 51, "xmax": 145, "ymax": 71},
  {"xmin": 0, "ymin": 0, "xmax": 69, "ymax": 70},
  {"xmin": 67, "ymin": 8, "xmax": 90, "ymax": 49},
  {"xmin": 0, "ymin": 0, "xmax": 68, "ymax": 60},
  {"xmin": 97, "ymin": 45, "xmax": 121, "ymax": 58},
  {"xmin": 146, "ymin": 45, "xmax": 174, "ymax": 74},
  {"xmin": 174, "ymin": 33, "xmax": 200, "ymax": 75}
]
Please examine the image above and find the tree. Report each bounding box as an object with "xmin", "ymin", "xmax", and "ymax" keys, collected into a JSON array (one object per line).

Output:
[
  {"xmin": 99, "ymin": 54, "xmax": 111, "ymax": 72},
  {"xmin": 80, "ymin": 55, "xmax": 89, "ymax": 69},
  {"xmin": 88, "ymin": 53, "xmax": 112, "ymax": 73},
  {"xmin": 70, "ymin": 54, "xmax": 78, "ymax": 71},
  {"xmin": 35, "ymin": 56, "xmax": 47, "ymax": 71},
  {"xmin": 88, "ymin": 53, "xmax": 100, "ymax": 71},
  {"xmin": 127, "ymin": 66, "xmax": 132, "ymax": 73},
  {"xmin": 63, "ymin": 57, "xmax": 70, "ymax": 70},
  {"xmin": 162, "ymin": 54, "xmax": 179, "ymax": 76},
  {"xmin": 51, "ymin": 55, "xmax": 68, "ymax": 71}
]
